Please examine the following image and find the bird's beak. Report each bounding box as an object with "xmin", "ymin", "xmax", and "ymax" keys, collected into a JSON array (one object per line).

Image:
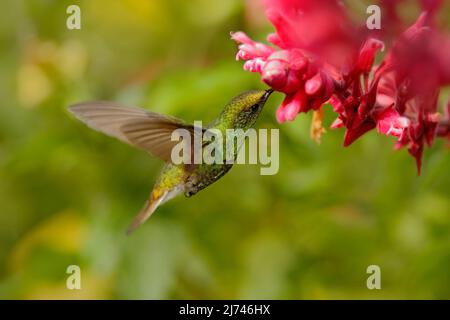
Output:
[{"xmin": 261, "ymin": 89, "xmax": 274, "ymax": 102}]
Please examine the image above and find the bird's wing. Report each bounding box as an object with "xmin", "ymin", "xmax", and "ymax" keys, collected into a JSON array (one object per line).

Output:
[{"xmin": 69, "ymin": 101, "xmax": 201, "ymax": 163}]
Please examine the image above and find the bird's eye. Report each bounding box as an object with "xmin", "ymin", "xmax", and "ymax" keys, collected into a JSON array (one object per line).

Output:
[{"xmin": 250, "ymin": 104, "xmax": 260, "ymax": 112}]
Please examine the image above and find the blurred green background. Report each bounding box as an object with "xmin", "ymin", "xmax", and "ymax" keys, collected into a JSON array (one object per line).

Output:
[{"xmin": 0, "ymin": 0, "xmax": 449, "ymax": 299}]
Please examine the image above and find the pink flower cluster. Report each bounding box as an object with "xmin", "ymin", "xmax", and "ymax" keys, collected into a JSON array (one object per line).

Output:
[{"xmin": 232, "ymin": 0, "xmax": 450, "ymax": 173}]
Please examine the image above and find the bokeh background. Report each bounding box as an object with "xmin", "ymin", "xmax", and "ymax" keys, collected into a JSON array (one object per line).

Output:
[{"xmin": 0, "ymin": 0, "xmax": 449, "ymax": 299}]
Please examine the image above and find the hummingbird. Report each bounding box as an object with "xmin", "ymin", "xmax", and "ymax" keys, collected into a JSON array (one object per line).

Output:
[{"xmin": 69, "ymin": 89, "xmax": 273, "ymax": 234}]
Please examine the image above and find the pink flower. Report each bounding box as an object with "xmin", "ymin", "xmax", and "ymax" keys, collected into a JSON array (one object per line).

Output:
[
  {"xmin": 380, "ymin": 0, "xmax": 443, "ymax": 36},
  {"xmin": 232, "ymin": 0, "xmax": 450, "ymax": 173},
  {"xmin": 437, "ymin": 101, "xmax": 450, "ymax": 143},
  {"xmin": 379, "ymin": 13, "xmax": 450, "ymax": 172},
  {"xmin": 232, "ymin": 0, "xmax": 359, "ymax": 122},
  {"xmin": 373, "ymin": 106, "xmax": 410, "ymax": 138}
]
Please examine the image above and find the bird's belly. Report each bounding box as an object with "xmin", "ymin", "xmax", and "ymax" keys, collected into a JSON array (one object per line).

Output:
[{"xmin": 184, "ymin": 163, "xmax": 233, "ymax": 197}]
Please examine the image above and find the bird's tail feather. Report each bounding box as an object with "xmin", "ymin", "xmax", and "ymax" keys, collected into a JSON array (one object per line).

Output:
[
  {"xmin": 126, "ymin": 186, "xmax": 183, "ymax": 235},
  {"xmin": 126, "ymin": 192, "xmax": 167, "ymax": 235}
]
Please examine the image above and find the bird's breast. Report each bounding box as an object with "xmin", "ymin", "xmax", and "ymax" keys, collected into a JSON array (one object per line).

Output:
[{"xmin": 184, "ymin": 163, "xmax": 233, "ymax": 197}]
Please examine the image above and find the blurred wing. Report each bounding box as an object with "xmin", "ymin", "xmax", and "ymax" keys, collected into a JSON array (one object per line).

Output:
[{"xmin": 69, "ymin": 101, "xmax": 199, "ymax": 162}]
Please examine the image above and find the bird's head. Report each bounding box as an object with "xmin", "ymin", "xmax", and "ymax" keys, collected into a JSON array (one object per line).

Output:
[{"xmin": 218, "ymin": 89, "xmax": 273, "ymax": 129}]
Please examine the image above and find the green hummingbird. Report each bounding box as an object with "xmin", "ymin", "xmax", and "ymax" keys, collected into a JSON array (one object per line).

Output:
[{"xmin": 69, "ymin": 89, "xmax": 273, "ymax": 234}]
